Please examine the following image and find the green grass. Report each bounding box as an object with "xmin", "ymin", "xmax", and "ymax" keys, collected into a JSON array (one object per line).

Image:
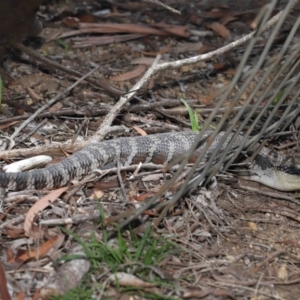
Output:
[
  {"xmin": 180, "ymin": 97, "xmax": 199, "ymax": 131},
  {"xmin": 50, "ymin": 285, "xmax": 93, "ymax": 300},
  {"xmin": 273, "ymin": 89, "xmax": 286, "ymax": 104},
  {"xmin": 56, "ymin": 39, "xmax": 70, "ymax": 51},
  {"xmin": 52, "ymin": 210, "xmax": 180, "ymax": 300}
]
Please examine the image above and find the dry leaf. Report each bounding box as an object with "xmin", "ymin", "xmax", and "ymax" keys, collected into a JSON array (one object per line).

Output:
[
  {"xmin": 110, "ymin": 65, "xmax": 146, "ymax": 82},
  {"xmin": 140, "ymin": 43, "xmax": 172, "ymax": 56},
  {"xmin": 277, "ymin": 264, "xmax": 288, "ymax": 279},
  {"xmin": 72, "ymin": 34, "xmax": 144, "ymax": 47},
  {"xmin": 209, "ymin": 22, "xmax": 231, "ymax": 38},
  {"xmin": 9, "ymin": 235, "xmax": 64, "ymax": 263},
  {"xmin": 16, "ymin": 292, "xmax": 25, "ymax": 300},
  {"xmin": 135, "ymin": 192, "xmax": 156, "ymax": 202},
  {"xmin": 0, "ymin": 262, "xmax": 11, "ymax": 300},
  {"xmin": 24, "ymin": 187, "xmax": 68, "ymax": 237},
  {"xmin": 26, "ymin": 87, "xmax": 42, "ymax": 101},
  {"xmin": 151, "ymin": 23, "xmax": 190, "ymax": 38},
  {"xmin": 133, "ymin": 126, "xmax": 147, "ymax": 136},
  {"xmin": 78, "ymin": 22, "xmax": 189, "ymax": 37},
  {"xmin": 0, "ymin": 121, "xmax": 20, "ymax": 131},
  {"xmin": 92, "ymin": 190, "xmax": 104, "ymax": 199},
  {"xmin": 63, "ymin": 16, "xmax": 80, "ymax": 28},
  {"xmin": 47, "ymin": 102, "xmax": 63, "ymax": 113},
  {"xmin": 108, "ymin": 272, "xmax": 157, "ymax": 288},
  {"xmin": 5, "ymin": 226, "xmax": 25, "ymax": 238},
  {"xmin": 247, "ymin": 222, "xmax": 258, "ymax": 231},
  {"xmin": 79, "ymin": 22, "xmax": 165, "ymax": 35},
  {"xmin": 220, "ymin": 15, "xmax": 238, "ymax": 25}
]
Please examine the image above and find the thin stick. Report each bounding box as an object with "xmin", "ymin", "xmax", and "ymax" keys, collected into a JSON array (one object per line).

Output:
[
  {"xmin": 89, "ymin": 54, "xmax": 162, "ymax": 142},
  {"xmin": 143, "ymin": 0, "xmax": 181, "ymax": 15}
]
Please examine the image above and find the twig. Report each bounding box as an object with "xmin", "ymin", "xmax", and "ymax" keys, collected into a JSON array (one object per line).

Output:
[
  {"xmin": 143, "ymin": 0, "xmax": 181, "ymax": 15},
  {"xmin": 89, "ymin": 54, "xmax": 162, "ymax": 142},
  {"xmin": 117, "ymin": 161, "xmax": 129, "ymax": 203},
  {"xmin": 40, "ymin": 212, "xmax": 101, "ymax": 226},
  {"xmin": 211, "ymin": 273, "xmax": 257, "ymax": 287},
  {"xmin": 10, "ymin": 65, "xmax": 100, "ymax": 141},
  {"xmin": 154, "ymin": 108, "xmax": 191, "ymax": 126},
  {"xmin": 250, "ymin": 207, "xmax": 300, "ymax": 223},
  {"xmin": 254, "ymin": 249, "xmax": 285, "ymax": 271},
  {"xmin": 14, "ymin": 118, "xmax": 48, "ymax": 147},
  {"xmin": 271, "ymin": 278, "xmax": 300, "ymax": 285}
]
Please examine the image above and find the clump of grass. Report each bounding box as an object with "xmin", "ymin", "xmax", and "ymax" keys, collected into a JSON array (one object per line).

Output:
[
  {"xmin": 180, "ymin": 97, "xmax": 200, "ymax": 131},
  {"xmin": 56, "ymin": 39, "xmax": 70, "ymax": 51},
  {"xmin": 53, "ymin": 205, "xmax": 180, "ymax": 300},
  {"xmin": 50, "ymin": 285, "xmax": 93, "ymax": 300},
  {"xmin": 273, "ymin": 89, "xmax": 286, "ymax": 104}
]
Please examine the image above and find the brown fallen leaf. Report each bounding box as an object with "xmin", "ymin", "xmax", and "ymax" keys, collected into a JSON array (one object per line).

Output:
[
  {"xmin": 220, "ymin": 15, "xmax": 238, "ymax": 25},
  {"xmin": 91, "ymin": 190, "xmax": 104, "ymax": 199},
  {"xmin": 198, "ymin": 44, "xmax": 215, "ymax": 54},
  {"xmin": 5, "ymin": 225, "xmax": 25, "ymax": 239},
  {"xmin": 247, "ymin": 221, "xmax": 258, "ymax": 231},
  {"xmin": 135, "ymin": 192, "xmax": 157, "ymax": 202},
  {"xmin": 16, "ymin": 292, "xmax": 25, "ymax": 300},
  {"xmin": 24, "ymin": 187, "xmax": 68, "ymax": 237},
  {"xmin": 110, "ymin": 65, "xmax": 146, "ymax": 82},
  {"xmin": 8, "ymin": 234, "xmax": 64, "ymax": 264},
  {"xmin": 208, "ymin": 22, "xmax": 231, "ymax": 38},
  {"xmin": 0, "ymin": 121, "xmax": 20, "ymax": 131},
  {"xmin": 277, "ymin": 264, "xmax": 288, "ymax": 279},
  {"xmin": 0, "ymin": 262, "xmax": 11, "ymax": 300},
  {"xmin": 151, "ymin": 23, "xmax": 190, "ymax": 38},
  {"xmin": 31, "ymin": 290, "xmax": 40, "ymax": 300},
  {"xmin": 81, "ymin": 22, "xmax": 190, "ymax": 38},
  {"xmin": 79, "ymin": 22, "xmax": 166, "ymax": 35},
  {"xmin": 63, "ymin": 14, "xmax": 97, "ymax": 27},
  {"xmin": 72, "ymin": 34, "xmax": 144, "ymax": 48},
  {"xmin": 63, "ymin": 17, "xmax": 81, "ymax": 28},
  {"xmin": 94, "ymin": 179, "xmax": 120, "ymax": 190},
  {"xmin": 199, "ymin": 8, "xmax": 232, "ymax": 19},
  {"xmin": 47, "ymin": 102, "xmax": 63, "ymax": 113},
  {"xmin": 133, "ymin": 126, "xmax": 147, "ymax": 136},
  {"xmin": 140, "ymin": 43, "xmax": 172, "ymax": 56},
  {"xmin": 55, "ymin": 24, "xmax": 163, "ymax": 41}
]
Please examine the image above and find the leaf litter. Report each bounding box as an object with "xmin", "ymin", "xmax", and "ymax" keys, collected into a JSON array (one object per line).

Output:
[{"xmin": 0, "ymin": 0, "xmax": 300, "ymax": 299}]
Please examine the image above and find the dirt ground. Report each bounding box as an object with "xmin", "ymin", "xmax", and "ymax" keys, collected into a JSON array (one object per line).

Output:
[{"xmin": 0, "ymin": 1, "xmax": 300, "ymax": 299}]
